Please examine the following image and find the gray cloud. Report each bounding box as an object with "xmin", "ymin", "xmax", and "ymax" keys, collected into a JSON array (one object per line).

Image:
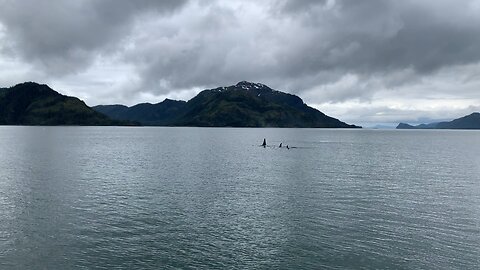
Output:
[
  {"xmin": 278, "ymin": 0, "xmax": 480, "ymax": 76},
  {"xmin": 121, "ymin": 0, "xmax": 480, "ymax": 96},
  {"xmin": 0, "ymin": 0, "xmax": 479, "ymax": 124},
  {"xmin": 0, "ymin": 0, "xmax": 187, "ymax": 74}
]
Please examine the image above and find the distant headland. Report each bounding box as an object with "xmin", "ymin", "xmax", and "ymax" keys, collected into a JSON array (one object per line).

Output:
[
  {"xmin": 0, "ymin": 82, "xmax": 134, "ymax": 126},
  {"xmin": 396, "ymin": 112, "xmax": 480, "ymax": 130}
]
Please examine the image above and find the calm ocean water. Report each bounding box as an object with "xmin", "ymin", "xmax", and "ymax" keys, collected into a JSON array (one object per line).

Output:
[{"xmin": 0, "ymin": 127, "xmax": 479, "ymax": 269}]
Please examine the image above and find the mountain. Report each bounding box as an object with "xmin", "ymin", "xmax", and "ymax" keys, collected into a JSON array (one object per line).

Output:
[
  {"xmin": 396, "ymin": 123, "xmax": 416, "ymax": 129},
  {"xmin": 0, "ymin": 82, "xmax": 131, "ymax": 126},
  {"xmin": 94, "ymin": 81, "xmax": 360, "ymax": 128},
  {"xmin": 94, "ymin": 99, "xmax": 187, "ymax": 126},
  {"xmin": 396, "ymin": 113, "xmax": 480, "ymax": 129}
]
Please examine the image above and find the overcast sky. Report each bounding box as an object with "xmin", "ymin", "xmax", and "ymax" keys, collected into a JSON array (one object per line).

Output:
[{"xmin": 1, "ymin": 0, "xmax": 479, "ymax": 126}]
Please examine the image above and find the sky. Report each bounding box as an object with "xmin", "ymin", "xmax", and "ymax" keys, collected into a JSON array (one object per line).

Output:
[{"xmin": 1, "ymin": 0, "xmax": 479, "ymax": 127}]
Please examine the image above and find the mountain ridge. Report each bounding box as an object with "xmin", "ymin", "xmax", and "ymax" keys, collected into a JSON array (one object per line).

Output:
[
  {"xmin": 93, "ymin": 99, "xmax": 187, "ymax": 126},
  {"xmin": 94, "ymin": 81, "xmax": 361, "ymax": 128}
]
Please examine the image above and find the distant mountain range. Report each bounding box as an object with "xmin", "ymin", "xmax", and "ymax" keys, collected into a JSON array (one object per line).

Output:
[
  {"xmin": 94, "ymin": 81, "xmax": 361, "ymax": 128},
  {"xmin": 396, "ymin": 113, "xmax": 480, "ymax": 129},
  {"xmin": 93, "ymin": 99, "xmax": 187, "ymax": 126},
  {"xmin": 0, "ymin": 82, "xmax": 132, "ymax": 126}
]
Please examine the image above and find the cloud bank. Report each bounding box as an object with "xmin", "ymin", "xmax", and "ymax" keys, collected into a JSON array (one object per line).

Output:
[{"xmin": 1, "ymin": 0, "xmax": 479, "ymax": 125}]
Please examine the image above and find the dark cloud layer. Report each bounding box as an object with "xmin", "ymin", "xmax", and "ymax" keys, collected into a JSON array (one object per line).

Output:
[
  {"xmin": 0, "ymin": 0, "xmax": 479, "ymax": 125},
  {"xmin": 0, "ymin": 0, "xmax": 187, "ymax": 74},
  {"xmin": 279, "ymin": 0, "xmax": 480, "ymax": 75}
]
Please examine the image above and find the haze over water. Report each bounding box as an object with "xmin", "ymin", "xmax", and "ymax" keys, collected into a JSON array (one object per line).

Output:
[{"xmin": 0, "ymin": 127, "xmax": 479, "ymax": 269}]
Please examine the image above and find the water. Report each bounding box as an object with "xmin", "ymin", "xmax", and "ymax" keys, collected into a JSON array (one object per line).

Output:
[{"xmin": 0, "ymin": 127, "xmax": 479, "ymax": 269}]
